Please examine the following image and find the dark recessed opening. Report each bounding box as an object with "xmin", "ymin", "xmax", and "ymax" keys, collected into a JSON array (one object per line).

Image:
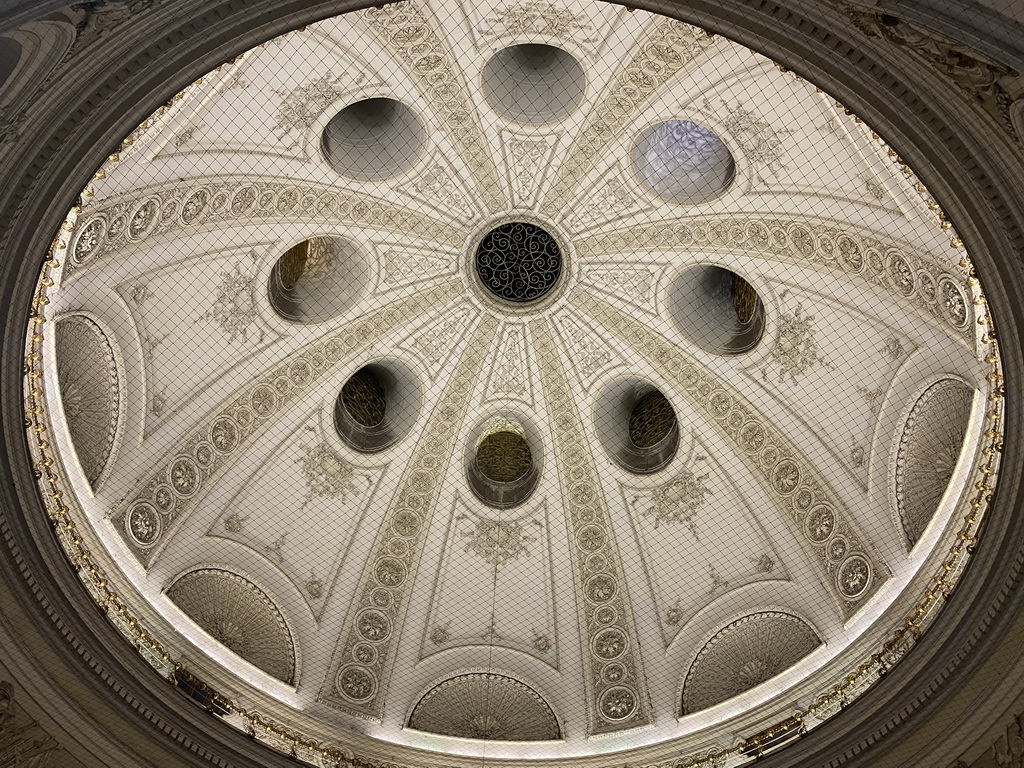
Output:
[{"xmin": 475, "ymin": 222, "xmax": 562, "ymax": 303}]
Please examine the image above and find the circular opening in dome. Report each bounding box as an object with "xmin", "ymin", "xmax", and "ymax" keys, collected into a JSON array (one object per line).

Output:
[
  {"xmin": 632, "ymin": 120, "xmax": 735, "ymax": 205},
  {"xmin": 482, "ymin": 44, "xmax": 585, "ymax": 124},
  {"xmin": 0, "ymin": 37, "xmax": 21, "ymax": 91},
  {"xmin": 475, "ymin": 222, "xmax": 562, "ymax": 304},
  {"xmin": 268, "ymin": 236, "xmax": 368, "ymax": 324},
  {"xmin": 334, "ymin": 361, "xmax": 420, "ymax": 453},
  {"xmin": 321, "ymin": 98, "xmax": 425, "ymax": 180},
  {"xmin": 596, "ymin": 380, "xmax": 679, "ymax": 474},
  {"xmin": 477, "ymin": 431, "xmax": 533, "ymax": 483},
  {"xmin": 467, "ymin": 417, "xmax": 541, "ymax": 508},
  {"xmin": 669, "ymin": 265, "xmax": 765, "ymax": 355}
]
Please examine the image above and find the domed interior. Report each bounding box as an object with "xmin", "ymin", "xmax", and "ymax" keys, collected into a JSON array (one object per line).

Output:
[{"xmin": 23, "ymin": 2, "xmax": 1002, "ymax": 766}]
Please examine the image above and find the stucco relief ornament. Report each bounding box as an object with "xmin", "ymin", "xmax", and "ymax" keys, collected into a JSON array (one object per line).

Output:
[
  {"xmin": 201, "ymin": 263, "xmax": 264, "ymax": 342},
  {"xmin": 632, "ymin": 470, "xmax": 710, "ymax": 537},
  {"xmin": 273, "ymin": 75, "xmax": 350, "ymax": 142},
  {"xmin": 764, "ymin": 304, "xmax": 830, "ymax": 383},
  {"xmin": 460, "ymin": 516, "xmax": 540, "ymax": 567},
  {"xmin": 298, "ymin": 443, "xmax": 361, "ymax": 507},
  {"xmin": 711, "ymin": 99, "xmax": 792, "ymax": 178},
  {"xmin": 481, "ymin": 1, "xmax": 594, "ymax": 42}
]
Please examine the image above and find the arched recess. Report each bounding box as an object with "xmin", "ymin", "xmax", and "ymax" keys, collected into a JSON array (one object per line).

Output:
[
  {"xmin": 892, "ymin": 377, "xmax": 977, "ymax": 549},
  {"xmin": 681, "ymin": 611, "xmax": 821, "ymax": 715},
  {"xmin": 165, "ymin": 568, "xmax": 296, "ymax": 685},
  {"xmin": 406, "ymin": 672, "xmax": 561, "ymax": 741},
  {"xmin": 52, "ymin": 314, "xmax": 123, "ymax": 490}
]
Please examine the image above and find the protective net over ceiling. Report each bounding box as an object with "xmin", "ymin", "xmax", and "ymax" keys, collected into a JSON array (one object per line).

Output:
[{"xmin": 31, "ymin": 1, "xmax": 1000, "ymax": 764}]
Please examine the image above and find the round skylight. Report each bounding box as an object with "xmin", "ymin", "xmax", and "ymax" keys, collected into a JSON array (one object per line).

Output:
[
  {"xmin": 632, "ymin": 120, "xmax": 736, "ymax": 205},
  {"xmin": 482, "ymin": 44, "xmax": 585, "ymax": 124}
]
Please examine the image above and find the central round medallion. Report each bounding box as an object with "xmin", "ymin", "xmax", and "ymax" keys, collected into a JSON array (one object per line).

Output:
[{"xmin": 475, "ymin": 222, "xmax": 562, "ymax": 303}]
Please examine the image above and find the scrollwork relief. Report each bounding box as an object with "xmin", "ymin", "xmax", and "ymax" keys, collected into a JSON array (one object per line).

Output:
[{"xmin": 575, "ymin": 215, "xmax": 975, "ymax": 341}]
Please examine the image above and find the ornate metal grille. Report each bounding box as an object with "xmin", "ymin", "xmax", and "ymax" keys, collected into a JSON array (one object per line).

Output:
[{"xmin": 475, "ymin": 222, "xmax": 562, "ymax": 303}]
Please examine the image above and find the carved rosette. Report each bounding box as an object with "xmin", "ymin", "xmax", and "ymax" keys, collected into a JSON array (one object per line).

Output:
[
  {"xmin": 531, "ymin": 320, "xmax": 653, "ymax": 734},
  {"xmin": 360, "ymin": 3, "xmax": 506, "ymax": 212},
  {"xmin": 574, "ymin": 290, "xmax": 889, "ymax": 617},
  {"xmin": 575, "ymin": 216, "xmax": 974, "ymax": 341},
  {"xmin": 118, "ymin": 281, "xmax": 461, "ymax": 564},
  {"xmin": 894, "ymin": 378, "xmax": 975, "ymax": 547},
  {"xmin": 682, "ymin": 612, "xmax": 820, "ymax": 713},
  {"xmin": 320, "ymin": 317, "xmax": 499, "ymax": 719},
  {"xmin": 66, "ymin": 178, "xmax": 464, "ymax": 279},
  {"xmin": 167, "ymin": 569, "xmax": 296, "ymax": 684},
  {"xmin": 540, "ymin": 18, "xmax": 717, "ymax": 217},
  {"xmin": 53, "ymin": 315, "xmax": 121, "ymax": 488}
]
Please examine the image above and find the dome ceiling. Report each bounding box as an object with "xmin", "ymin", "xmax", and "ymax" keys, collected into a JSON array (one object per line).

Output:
[{"xmin": 25, "ymin": 0, "xmax": 1002, "ymax": 765}]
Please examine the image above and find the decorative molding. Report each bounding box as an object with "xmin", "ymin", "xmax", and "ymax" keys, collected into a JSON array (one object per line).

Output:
[
  {"xmin": 396, "ymin": 154, "xmax": 481, "ymax": 224},
  {"xmin": 478, "ymin": 1, "xmax": 598, "ymax": 54},
  {"xmin": 117, "ymin": 280, "xmax": 461, "ymax": 566},
  {"xmin": 681, "ymin": 612, "xmax": 820, "ymax": 714},
  {"xmin": 360, "ymin": 2, "xmax": 506, "ymax": 212},
  {"xmin": 400, "ymin": 301, "xmax": 479, "ymax": 372},
  {"xmin": 319, "ymin": 316, "xmax": 498, "ymax": 719},
  {"xmin": 835, "ymin": 3, "xmax": 1021, "ymax": 143},
  {"xmin": 0, "ymin": 680, "xmax": 84, "ymax": 767},
  {"xmin": 894, "ymin": 378, "xmax": 975, "ymax": 548},
  {"xmin": 582, "ymin": 264, "xmax": 660, "ymax": 313},
  {"xmin": 630, "ymin": 469, "xmax": 711, "ymax": 538},
  {"xmin": 457, "ymin": 513, "xmax": 542, "ymax": 567},
  {"xmin": 502, "ymin": 131, "xmax": 558, "ymax": 209},
  {"xmin": 574, "ymin": 289, "xmax": 890, "ymax": 618},
  {"xmin": 407, "ymin": 672, "xmax": 560, "ymax": 741},
  {"xmin": 540, "ymin": 18, "xmax": 717, "ymax": 216},
  {"xmin": 53, "ymin": 315, "xmax": 121, "ymax": 489},
  {"xmin": 575, "ymin": 215, "xmax": 975, "ymax": 341},
  {"xmin": 531, "ymin": 319, "xmax": 653, "ymax": 735},
  {"xmin": 166, "ymin": 568, "xmax": 296, "ymax": 684},
  {"xmin": 200, "ymin": 261, "xmax": 264, "ymax": 343},
  {"xmin": 65, "ymin": 176, "xmax": 464, "ymax": 279},
  {"xmin": 483, "ymin": 323, "xmax": 533, "ymax": 405}
]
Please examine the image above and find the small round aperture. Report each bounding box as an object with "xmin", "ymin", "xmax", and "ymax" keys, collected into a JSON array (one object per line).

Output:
[{"xmin": 475, "ymin": 222, "xmax": 562, "ymax": 303}]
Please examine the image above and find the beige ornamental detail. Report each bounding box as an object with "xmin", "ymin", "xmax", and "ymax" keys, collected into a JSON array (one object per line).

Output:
[
  {"xmin": 573, "ymin": 290, "xmax": 891, "ymax": 619},
  {"xmin": 66, "ymin": 177, "xmax": 465, "ymax": 280},
  {"xmin": 530, "ymin": 319, "xmax": 654, "ymax": 735},
  {"xmin": 360, "ymin": 2, "xmax": 507, "ymax": 213},
  {"xmin": 539, "ymin": 18, "xmax": 718, "ymax": 217},
  {"xmin": 320, "ymin": 316, "xmax": 499, "ymax": 719},
  {"xmin": 117, "ymin": 280, "xmax": 462, "ymax": 567},
  {"xmin": 574, "ymin": 215, "xmax": 975, "ymax": 343}
]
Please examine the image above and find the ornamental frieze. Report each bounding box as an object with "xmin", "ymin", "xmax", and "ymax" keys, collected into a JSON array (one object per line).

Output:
[
  {"xmin": 360, "ymin": 2, "xmax": 507, "ymax": 213},
  {"xmin": 539, "ymin": 18, "xmax": 718, "ymax": 217},
  {"xmin": 66, "ymin": 176, "xmax": 465, "ymax": 280},
  {"xmin": 574, "ymin": 215, "xmax": 975, "ymax": 343},
  {"xmin": 530, "ymin": 319, "xmax": 654, "ymax": 735}
]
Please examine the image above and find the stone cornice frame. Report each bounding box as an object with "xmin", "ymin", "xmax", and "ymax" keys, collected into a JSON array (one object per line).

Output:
[{"xmin": 0, "ymin": 1, "xmax": 1020, "ymax": 768}]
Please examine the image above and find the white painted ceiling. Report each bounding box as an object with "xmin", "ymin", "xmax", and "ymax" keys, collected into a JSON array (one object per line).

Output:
[{"xmin": 37, "ymin": 0, "xmax": 996, "ymax": 762}]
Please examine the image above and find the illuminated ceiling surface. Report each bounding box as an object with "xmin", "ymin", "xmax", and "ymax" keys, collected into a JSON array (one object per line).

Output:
[{"xmin": 29, "ymin": 0, "xmax": 1003, "ymax": 764}]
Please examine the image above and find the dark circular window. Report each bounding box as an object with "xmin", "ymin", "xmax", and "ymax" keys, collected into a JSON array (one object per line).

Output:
[
  {"xmin": 476, "ymin": 431, "xmax": 533, "ymax": 483},
  {"xmin": 475, "ymin": 222, "xmax": 562, "ymax": 303},
  {"xmin": 628, "ymin": 391, "xmax": 677, "ymax": 450},
  {"xmin": 341, "ymin": 367, "xmax": 386, "ymax": 427}
]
